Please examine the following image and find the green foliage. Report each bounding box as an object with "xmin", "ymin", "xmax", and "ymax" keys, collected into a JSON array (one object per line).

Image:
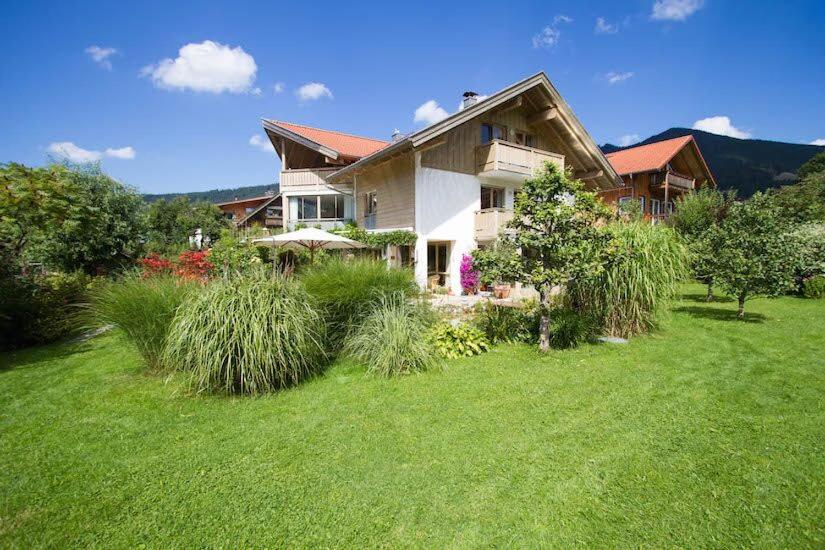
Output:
[
  {"xmin": 208, "ymin": 229, "xmax": 262, "ymax": 276},
  {"xmin": 792, "ymin": 223, "xmax": 825, "ymax": 287},
  {"xmin": 797, "ymin": 151, "xmax": 825, "ymax": 181},
  {"xmin": 548, "ymin": 307, "xmax": 597, "ymax": 349},
  {"xmin": 471, "ymin": 239, "xmax": 521, "ymax": 285},
  {"xmin": 507, "ymin": 163, "xmax": 612, "ymax": 350},
  {"xmin": 570, "ymin": 222, "xmax": 687, "ymax": 338},
  {"xmin": 0, "ymin": 271, "xmax": 91, "ymax": 350},
  {"xmin": 333, "ymin": 225, "xmax": 417, "ymax": 247},
  {"xmin": 430, "ymin": 322, "xmax": 490, "ymax": 359},
  {"xmin": 88, "ymin": 275, "xmax": 194, "ymax": 371},
  {"xmin": 770, "ymin": 171, "xmax": 825, "ymax": 224},
  {"xmin": 802, "ymin": 276, "xmax": 825, "ymax": 299},
  {"xmin": 473, "ymin": 301, "xmax": 538, "ymax": 344},
  {"xmin": 615, "ymin": 197, "xmax": 644, "ymax": 222},
  {"xmin": 164, "ymin": 273, "xmax": 326, "ymax": 395},
  {"xmin": 300, "ymin": 259, "xmax": 417, "ymax": 348},
  {"xmin": 344, "ymin": 294, "xmax": 439, "ymax": 376},
  {"xmin": 146, "ymin": 196, "xmax": 229, "ymax": 254},
  {"xmin": 707, "ymin": 193, "xmax": 799, "ymax": 317}
]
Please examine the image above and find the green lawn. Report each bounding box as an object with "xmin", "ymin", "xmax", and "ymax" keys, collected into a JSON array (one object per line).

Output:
[{"xmin": 1, "ymin": 286, "xmax": 823, "ymax": 547}]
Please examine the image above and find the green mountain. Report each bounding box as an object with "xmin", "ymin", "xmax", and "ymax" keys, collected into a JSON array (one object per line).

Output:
[
  {"xmin": 143, "ymin": 183, "xmax": 278, "ymax": 203},
  {"xmin": 602, "ymin": 128, "xmax": 825, "ymax": 197}
]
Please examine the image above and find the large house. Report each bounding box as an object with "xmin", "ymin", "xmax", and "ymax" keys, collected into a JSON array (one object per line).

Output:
[
  {"xmin": 259, "ymin": 72, "xmax": 621, "ymax": 294},
  {"xmin": 598, "ymin": 135, "xmax": 716, "ymax": 221}
]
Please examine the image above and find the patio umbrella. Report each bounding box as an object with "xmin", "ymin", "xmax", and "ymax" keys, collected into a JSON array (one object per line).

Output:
[{"xmin": 252, "ymin": 227, "xmax": 369, "ymax": 264}]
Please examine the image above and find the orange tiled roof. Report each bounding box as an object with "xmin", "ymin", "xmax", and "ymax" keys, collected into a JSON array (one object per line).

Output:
[
  {"xmin": 267, "ymin": 121, "xmax": 388, "ymax": 159},
  {"xmin": 606, "ymin": 135, "xmax": 694, "ymax": 176}
]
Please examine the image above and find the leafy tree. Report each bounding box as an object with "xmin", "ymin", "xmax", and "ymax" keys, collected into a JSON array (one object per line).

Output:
[
  {"xmin": 146, "ymin": 196, "xmax": 229, "ymax": 253},
  {"xmin": 508, "ymin": 163, "xmax": 612, "ymax": 352},
  {"xmin": 770, "ymin": 171, "xmax": 825, "ymax": 224},
  {"xmin": 797, "ymin": 151, "xmax": 825, "ymax": 181},
  {"xmin": 670, "ymin": 186, "xmax": 735, "ymax": 301},
  {"xmin": 32, "ymin": 163, "xmax": 146, "ymax": 274},
  {"xmin": 706, "ymin": 193, "xmax": 798, "ymax": 319}
]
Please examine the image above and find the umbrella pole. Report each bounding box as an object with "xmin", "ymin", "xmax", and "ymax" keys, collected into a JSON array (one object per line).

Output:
[{"xmin": 310, "ymin": 246, "xmax": 316, "ymax": 264}]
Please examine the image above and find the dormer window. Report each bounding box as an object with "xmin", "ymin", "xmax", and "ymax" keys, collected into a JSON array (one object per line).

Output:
[{"xmin": 481, "ymin": 123, "xmax": 507, "ymax": 144}]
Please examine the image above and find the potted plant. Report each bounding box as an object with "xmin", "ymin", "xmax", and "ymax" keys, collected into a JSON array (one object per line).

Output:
[
  {"xmin": 460, "ymin": 254, "xmax": 480, "ymax": 295},
  {"xmin": 471, "ymin": 239, "xmax": 519, "ymax": 299}
]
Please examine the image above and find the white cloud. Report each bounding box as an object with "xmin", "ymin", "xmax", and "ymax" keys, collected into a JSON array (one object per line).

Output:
[
  {"xmin": 47, "ymin": 142, "xmax": 136, "ymax": 162},
  {"xmin": 532, "ymin": 14, "xmax": 573, "ymax": 49},
  {"xmin": 652, "ymin": 0, "xmax": 704, "ymax": 21},
  {"xmin": 141, "ymin": 40, "xmax": 257, "ymax": 94},
  {"xmin": 295, "ymin": 82, "xmax": 333, "ymax": 102},
  {"xmin": 595, "ymin": 17, "xmax": 619, "ymax": 34},
  {"xmin": 692, "ymin": 116, "xmax": 751, "ymax": 139},
  {"xmin": 810, "ymin": 138, "xmax": 825, "ymax": 146},
  {"xmin": 249, "ymin": 134, "xmax": 275, "ymax": 154},
  {"xmin": 414, "ymin": 100, "xmax": 449, "ymax": 125},
  {"xmin": 618, "ymin": 134, "xmax": 641, "ymax": 147},
  {"xmin": 105, "ymin": 146, "xmax": 136, "ymax": 159},
  {"xmin": 605, "ymin": 71, "xmax": 635, "ymax": 84},
  {"xmin": 85, "ymin": 46, "xmax": 118, "ymax": 70},
  {"xmin": 273, "ymin": 82, "xmax": 285, "ymax": 93}
]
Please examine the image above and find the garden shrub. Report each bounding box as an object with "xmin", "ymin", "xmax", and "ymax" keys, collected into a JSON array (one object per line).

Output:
[
  {"xmin": 208, "ymin": 229, "xmax": 262, "ymax": 276},
  {"xmin": 473, "ymin": 301, "xmax": 538, "ymax": 344},
  {"xmin": 548, "ymin": 307, "xmax": 597, "ymax": 349},
  {"xmin": 803, "ymin": 276, "xmax": 825, "ymax": 299},
  {"xmin": 569, "ymin": 222, "xmax": 686, "ymax": 338},
  {"xmin": 164, "ymin": 272, "xmax": 326, "ymax": 395},
  {"xmin": 88, "ymin": 275, "xmax": 194, "ymax": 371},
  {"xmin": 430, "ymin": 322, "xmax": 490, "ymax": 359},
  {"xmin": 344, "ymin": 294, "xmax": 438, "ymax": 376},
  {"xmin": 0, "ymin": 271, "xmax": 90, "ymax": 350},
  {"xmin": 301, "ymin": 259, "xmax": 417, "ymax": 348},
  {"xmin": 793, "ymin": 223, "xmax": 825, "ymax": 290}
]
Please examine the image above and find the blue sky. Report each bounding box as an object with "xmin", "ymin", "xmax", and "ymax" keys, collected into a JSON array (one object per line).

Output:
[{"xmin": 1, "ymin": 0, "xmax": 823, "ymax": 194}]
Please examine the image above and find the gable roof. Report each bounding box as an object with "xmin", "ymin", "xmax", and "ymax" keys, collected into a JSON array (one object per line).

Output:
[
  {"xmin": 234, "ymin": 194, "xmax": 281, "ymax": 227},
  {"xmin": 262, "ymin": 120, "xmax": 388, "ymax": 160},
  {"xmin": 328, "ymin": 72, "xmax": 621, "ymax": 189},
  {"xmin": 215, "ymin": 195, "xmax": 277, "ymax": 207},
  {"xmin": 605, "ymin": 135, "xmax": 716, "ymax": 185}
]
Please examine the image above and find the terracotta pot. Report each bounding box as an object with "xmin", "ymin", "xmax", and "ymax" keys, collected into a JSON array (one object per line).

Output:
[{"xmin": 493, "ymin": 284, "xmax": 511, "ymax": 299}]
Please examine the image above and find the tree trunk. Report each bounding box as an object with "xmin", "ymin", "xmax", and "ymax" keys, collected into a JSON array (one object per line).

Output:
[
  {"xmin": 737, "ymin": 294, "xmax": 746, "ymax": 320},
  {"xmin": 706, "ymin": 282, "xmax": 714, "ymax": 302},
  {"xmin": 539, "ymin": 286, "xmax": 551, "ymax": 353}
]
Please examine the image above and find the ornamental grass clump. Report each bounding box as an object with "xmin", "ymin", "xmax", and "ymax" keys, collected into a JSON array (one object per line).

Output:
[
  {"xmin": 570, "ymin": 222, "xmax": 686, "ymax": 338},
  {"xmin": 344, "ymin": 294, "xmax": 438, "ymax": 377},
  {"xmin": 164, "ymin": 273, "xmax": 326, "ymax": 395},
  {"xmin": 87, "ymin": 275, "xmax": 194, "ymax": 371},
  {"xmin": 301, "ymin": 258, "xmax": 417, "ymax": 348}
]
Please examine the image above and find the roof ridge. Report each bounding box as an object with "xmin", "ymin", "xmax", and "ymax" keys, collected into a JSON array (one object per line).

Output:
[
  {"xmin": 267, "ymin": 120, "xmax": 388, "ymax": 144},
  {"xmin": 606, "ymin": 135, "xmax": 692, "ymax": 156}
]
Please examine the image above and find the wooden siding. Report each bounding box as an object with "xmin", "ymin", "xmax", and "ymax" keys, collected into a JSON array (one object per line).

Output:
[
  {"xmin": 280, "ymin": 168, "xmax": 352, "ymax": 194},
  {"xmin": 356, "ymin": 153, "xmax": 415, "ymax": 230},
  {"xmin": 421, "ymin": 104, "xmax": 557, "ymax": 174}
]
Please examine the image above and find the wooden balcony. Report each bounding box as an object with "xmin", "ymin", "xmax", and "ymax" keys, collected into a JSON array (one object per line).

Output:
[
  {"xmin": 280, "ymin": 167, "xmax": 351, "ymax": 193},
  {"xmin": 666, "ymin": 171, "xmax": 695, "ymax": 190},
  {"xmin": 475, "ymin": 140, "xmax": 564, "ymax": 182},
  {"xmin": 475, "ymin": 208, "xmax": 514, "ymax": 241}
]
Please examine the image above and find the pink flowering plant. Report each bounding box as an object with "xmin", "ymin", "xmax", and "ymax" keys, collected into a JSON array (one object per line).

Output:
[{"xmin": 460, "ymin": 254, "xmax": 480, "ymax": 295}]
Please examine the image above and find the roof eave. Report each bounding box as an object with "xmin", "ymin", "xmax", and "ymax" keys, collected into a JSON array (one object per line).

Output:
[{"xmin": 262, "ymin": 119, "xmax": 340, "ymax": 160}]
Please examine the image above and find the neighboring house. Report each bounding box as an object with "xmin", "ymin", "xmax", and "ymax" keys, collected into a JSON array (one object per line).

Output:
[
  {"xmin": 260, "ymin": 72, "xmax": 619, "ymax": 294},
  {"xmin": 598, "ymin": 136, "xmax": 716, "ymax": 221},
  {"xmin": 216, "ymin": 192, "xmax": 283, "ymax": 229}
]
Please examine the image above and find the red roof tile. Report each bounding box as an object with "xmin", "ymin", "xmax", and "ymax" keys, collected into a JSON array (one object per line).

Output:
[
  {"xmin": 606, "ymin": 135, "xmax": 694, "ymax": 175},
  {"xmin": 267, "ymin": 121, "xmax": 388, "ymax": 159}
]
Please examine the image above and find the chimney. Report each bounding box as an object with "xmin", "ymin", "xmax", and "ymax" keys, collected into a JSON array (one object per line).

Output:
[
  {"xmin": 462, "ymin": 91, "xmax": 479, "ymax": 110},
  {"xmin": 391, "ymin": 128, "xmax": 403, "ymax": 142}
]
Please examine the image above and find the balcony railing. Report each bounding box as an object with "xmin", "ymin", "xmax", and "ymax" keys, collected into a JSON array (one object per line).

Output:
[
  {"xmin": 475, "ymin": 140, "xmax": 564, "ymax": 182},
  {"xmin": 666, "ymin": 171, "xmax": 695, "ymax": 190},
  {"xmin": 280, "ymin": 168, "xmax": 351, "ymax": 193},
  {"xmin": 286, "ymin": 218, "xmax": 352, "ymax": 231},
  {"xmin": 475, "ymin": 208, "xmax": 514, "ymax": 241}
]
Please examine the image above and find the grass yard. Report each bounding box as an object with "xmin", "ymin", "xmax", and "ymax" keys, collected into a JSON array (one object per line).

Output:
[{"xmin": 1, "ymin": 285, "xmax": 823, "ymax": 547}]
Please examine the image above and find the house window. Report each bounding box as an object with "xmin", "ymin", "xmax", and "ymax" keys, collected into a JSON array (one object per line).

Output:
[
  {"xmin": 651, "ymin": 198, "xmax": 661, "ymax": 216},
  {"xmin": 265, "ymin": 207, "xmax": 280, "ymax": 218},
  {"xmin": 480, "ymin": 123, "xmax": 507, "ymax": 144},
  {"xmin": 427, "ymin": 242, "xmax": 450, "ymax": 287},
  {"xmin": 399, "ymin": 245, "xmax": 413, "ymax": 268},
  {"xmin": 365, "ymin": 192, "xmax": 377, "ymax": 216},
  {"xmin": 320, "ymin": 195, "xmax": 345, "ymax": 219},
  {"xmin": 480, "ymin": 186, "xmax": 505, "ymax": 209},
  {"xmin": 515, "ymin": 131, "xmax": 535, "ymax": 147},
  {"xmin": 295, "ymin": 195, "xmax": 348, "ymax": 220},
  {"xmin": 299, "ymin": 196, "xmax": 318, "ymax": 219}
]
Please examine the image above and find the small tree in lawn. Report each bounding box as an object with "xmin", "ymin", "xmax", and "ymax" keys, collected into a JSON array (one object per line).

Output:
[
  {"xmin": 509, "ymin": 163, "xmax": 612, "ymax": 352},
  {"xmin": 707, "ymin": 193, "xmax": 798, "ymax": 319}
]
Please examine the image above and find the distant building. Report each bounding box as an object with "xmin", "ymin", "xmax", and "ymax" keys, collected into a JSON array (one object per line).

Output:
[{"xmin": 215, "ymin": 191, "xmax": 282, "ymax": 229}]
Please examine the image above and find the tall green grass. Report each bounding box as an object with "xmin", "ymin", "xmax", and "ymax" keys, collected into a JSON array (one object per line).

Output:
[
  {"xmin": 164, "ymin": 272, "xmax": 326, "ymax": 395},
  {"xmin": 87, "ymin": 275, "xmax": 194, "ymax": 371},
  {"xmin": 344, "ymin": 294, "xmax": 438, "ymax": 377},
  {"xmin": 570, "ymin": 222, "xmax": 687, "ymax": 338},
  {"xmin": 301, "ymin": 259, "xmax": 416, "ymax": 348}
]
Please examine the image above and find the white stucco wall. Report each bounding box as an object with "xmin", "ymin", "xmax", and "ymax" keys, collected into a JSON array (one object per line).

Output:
[{"xmin": 414, "ymin": 152, "xmax": 480, "ymax": 295}]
